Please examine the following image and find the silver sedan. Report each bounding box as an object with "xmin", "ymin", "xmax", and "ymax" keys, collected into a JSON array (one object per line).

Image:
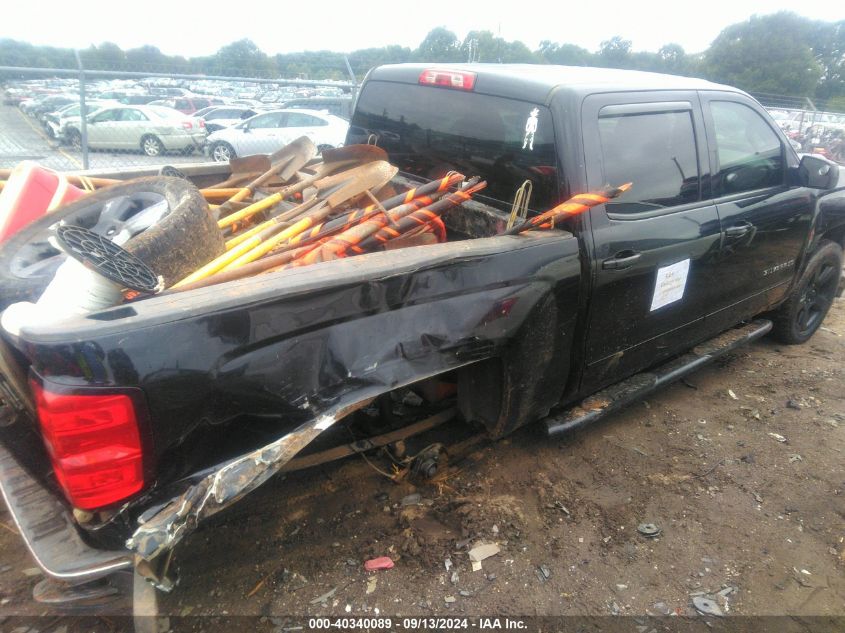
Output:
[{"xmin": 65, "ymin": 105, "xmax": 207, "ymax": 156}]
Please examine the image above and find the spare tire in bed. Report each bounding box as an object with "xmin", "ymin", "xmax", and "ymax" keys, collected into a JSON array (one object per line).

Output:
[{"xmin": 0, "ymin": 177, "xmax": 224, "ymax": 311}]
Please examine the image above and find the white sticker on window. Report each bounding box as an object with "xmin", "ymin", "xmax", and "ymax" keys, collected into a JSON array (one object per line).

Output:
[
  {"xmin": 650, "ymin": 258, "xmax": 690, "ymax": 311},
  {"xmin": 522, "ymin": 107, "xmax": 539, "ymax": 151}
]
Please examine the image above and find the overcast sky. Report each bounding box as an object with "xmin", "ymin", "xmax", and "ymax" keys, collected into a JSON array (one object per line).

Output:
[{"xmin": 3, "ymin": 1, "xmax": 844, "ymax": 58}]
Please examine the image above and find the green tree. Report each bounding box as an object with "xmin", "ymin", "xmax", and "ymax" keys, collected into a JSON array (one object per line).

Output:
[
  {"xmin": 827, "ymin": 95, "xmax": 845, "ymax": 112},
  {"xmin": 811, "ymin": 20, "xmax": 845, "ymax": 100},
  {"xmin": 416, "ymin": 27, "xmax": 461, "ymax": 62},
  {"xmin": 460, "ymin": 31, "xmax": 537, "ymax": 63},
  {"xmin": 656, "ymin": 43, "xmax": 691, "ymax": 75},
  {"xmin": 705, "ymin": 12, "xmax": 822, "ymax": 96},
  {"xmin": 125, "ymin": 45, "xmax": 170, "ymax": 72},
  {"xmin": 215, "ymin": 39, "xmax": 275, "ymax": 77},
  {"xmin": 536, "ymin": 41, "xmax": 592, "ymax": 66},
  {"xmin": 597, "ymin": 36, "xmax": 632, "ymax": 68}
]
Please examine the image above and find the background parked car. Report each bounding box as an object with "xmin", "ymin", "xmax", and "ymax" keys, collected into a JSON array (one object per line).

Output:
[
  {"xmin": 42, "ymin": 100, "xmax": 113, "ymax": 141},
  {"xmin": 117, "ymin": 94, "xmax": 161, "ymax": 106},
  {"xmin": 277, "ymin": 97, "xmax": 353, "ymax": 120},
  {"xmin": 205, "ymin": 108, "xmax": 348, "ymax": 162},
  {"xmin": 20, "ymin": 94, "xmax": 77, "ymax": 118},
  {"xmin": 151, "ymin": 96, "xmax": 225, "ymax": 114},
  {"xmin": 65, "ymin": 104, "xmax": 207, "ymax": 156},
  {"xmin": 192, "ymin": 106, "xmax": 259, "ymax": 132}
]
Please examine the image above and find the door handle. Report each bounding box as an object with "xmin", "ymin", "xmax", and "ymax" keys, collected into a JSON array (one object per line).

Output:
[
  {"xmin": 724, "ymin": 222, "xmax": 753, "ymax": 238},
  {"xmin": 602, "ymin": 251, "xmax": 642, "ymax": 270}
]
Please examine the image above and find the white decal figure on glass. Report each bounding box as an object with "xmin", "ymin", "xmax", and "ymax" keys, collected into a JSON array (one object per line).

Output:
[{"xmin": 523, "ymin": 108, "xmax": 539, "ymax": 150}]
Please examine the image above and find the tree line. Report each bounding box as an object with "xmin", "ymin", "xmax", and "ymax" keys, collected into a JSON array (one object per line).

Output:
[{"xmin": 1, "ymin": 12, "xmax": 843, "ymax": 109}]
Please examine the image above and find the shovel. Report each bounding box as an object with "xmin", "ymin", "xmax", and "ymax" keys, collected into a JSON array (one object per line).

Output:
[
  {"xmin": 221, "ymin": 161, "xmax": 399, "ymax": 270},
  {"xmin": 211, "ymin": 138, "xmax": 321, "ymax": 189},
  {"xmin": 217, "ymin": 147, "xmax": 387, "ymax": 234},
  {"xmin": 218, "ymin": 157, "xmax": 358, "ymax": 240},
  {"xmin": 175, "ymin": 161, "xmax": 397, "ymax": 286},
  {"xmin": 321, "ymin": 144, "xmax": 387, "ymax": 165},
  {"xmin": 210, "ymin": 155, "xmax": 273, "ymax": 189},
  {"xmin": 215, "ymin": 137, "xmax": 317, "ymax": 217}
]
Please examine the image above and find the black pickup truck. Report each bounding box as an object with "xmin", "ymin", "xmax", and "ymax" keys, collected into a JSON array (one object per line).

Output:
[{"xmin": 0, "ymin": 64, "xmax": 843, "ymax": 608}]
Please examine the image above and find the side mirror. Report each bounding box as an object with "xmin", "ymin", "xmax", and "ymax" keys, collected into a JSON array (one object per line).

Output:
[{"xmin": 799, "ymin": 154, "xmax": 840, "ymax": 190}]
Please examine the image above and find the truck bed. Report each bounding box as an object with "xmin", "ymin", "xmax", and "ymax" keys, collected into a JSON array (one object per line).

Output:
[{"xmin": 0, "ymin": 168, "xmax": 582, "ymax": 561}]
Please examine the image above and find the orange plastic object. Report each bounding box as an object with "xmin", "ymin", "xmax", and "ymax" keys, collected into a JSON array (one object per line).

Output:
[{"xmin": 0, "ymin": 162, "xmax": 86, "ymax": 243}]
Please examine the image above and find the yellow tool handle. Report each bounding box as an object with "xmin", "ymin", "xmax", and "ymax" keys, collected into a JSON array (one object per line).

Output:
[
  {"xmin": 225, "ymin": 219, "xmax": 275, "ymax": 250},
  {"xmin": 217, "ymin": 192, "xmax": 283, "ymax": 229},
  {"xmin": 221, "ymin": 217, "xmax": 315, "ymax": 271},
  {"xmin": 172, "ymin": 234, "xmax": 266, "ymax": 287}
]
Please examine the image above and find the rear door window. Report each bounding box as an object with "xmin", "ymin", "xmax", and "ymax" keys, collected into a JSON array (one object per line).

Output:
[
  {"xmin": 248, "ymin": 112, "xmax": 285, "ymax": 129},
  {"xmin": 285, "ymin": 113, "xmax": 327, "ymax": 127},
  {"xmin": 349, "ymin": 81, "xmax": 559, "ymax": 211},
  {"xmin": 119, "ymin": 108, "xmax": 148, "ymax": 122},
  {"xmin": 598, "ymin": 108, "xmax": 700, "ymax": 214},
  {"xmin": 91, "ymin": 109, "xmax": 119, "ymax": 123}
]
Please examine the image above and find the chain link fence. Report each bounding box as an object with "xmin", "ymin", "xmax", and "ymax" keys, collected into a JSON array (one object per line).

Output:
[
  {"xmin": 3, "ymin": 61, "xmax": 843, "ymax": 176},
  {"xmin": 1, "ymin": 63, "xmax": 356, "ymax": 174}
]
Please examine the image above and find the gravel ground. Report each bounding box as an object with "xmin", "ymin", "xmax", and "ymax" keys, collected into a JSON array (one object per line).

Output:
[{"xmin": 1, "ymin": 300, "xmax": 843, "ymax": 632}]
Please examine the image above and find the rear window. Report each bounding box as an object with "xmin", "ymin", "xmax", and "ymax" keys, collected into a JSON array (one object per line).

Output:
[{"xmin": 348, "ymin": 81, "xmax": 559, "ymax": 211}]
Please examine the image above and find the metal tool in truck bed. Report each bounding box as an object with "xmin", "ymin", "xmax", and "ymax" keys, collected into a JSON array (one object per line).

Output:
[{"xmin": 0, "ymin": 64, "xmax": 844, "ymax": 611}]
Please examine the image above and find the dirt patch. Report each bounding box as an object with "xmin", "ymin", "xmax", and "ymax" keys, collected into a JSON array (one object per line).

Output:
[{"xmin": 1, "ymin": 300, "xmax": 844, "ymax": 627}]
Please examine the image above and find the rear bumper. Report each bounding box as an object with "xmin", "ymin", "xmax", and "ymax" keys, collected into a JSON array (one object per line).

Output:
[
  {"xmin": 0, "ymin": 441, "xmax": 132, "ymax": 582},
  {"xmin": 161, "ymin": 132, "xmax": 206, "ymax": 150}
]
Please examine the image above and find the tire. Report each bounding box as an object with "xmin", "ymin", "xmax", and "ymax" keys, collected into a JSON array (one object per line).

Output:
[
  {"xmin": 210, "ymin": 142, "xmax": 235, "ymax": 163},
  {"xmin": 770, "ymin": 240, "xmax": 843, "ymax": 344},
  {"xmin": 67, "ymin": 128, "xmax": 82, "ymax": 150},
  {"xmin": 0, "ymin": 177, "xmax": 225, "ymax": 310},
  {"xmin": 141, "ymin": 135, "xmax": 164, "ymax": 157}
]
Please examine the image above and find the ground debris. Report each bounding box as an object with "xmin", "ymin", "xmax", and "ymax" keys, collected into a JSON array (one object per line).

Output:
[
  {"xmin": 309, "ymin": 587, "xmax": 337, "ymax": 605},
  {"xmin": 468, "ymin": 542, "xmax": 500, "ymax": 563},
  {"xmin": 692, "ymin": 595, "xmax": 724, "ymax": 616},
  {"xmin": 364, "ymin": 557, "xmax": 394, "ymax": 571},
  {"xmin": 637, "ymin": 523, "xmax": 661, "ymax": 538}
]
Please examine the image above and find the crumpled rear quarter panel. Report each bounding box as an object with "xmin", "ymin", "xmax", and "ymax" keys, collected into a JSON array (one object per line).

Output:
[{"xmin": 20, "ymin": 233, "xmax": 581, "ymax": 487}]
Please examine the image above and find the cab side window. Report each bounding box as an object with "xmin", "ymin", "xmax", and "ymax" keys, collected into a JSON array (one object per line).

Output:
[
  {"xmin": 598, "ymin": 109, "xmax": 700, "ymax": 214},
  {"xmin": 710, "ymin": 101, "xmax": 783, "ymax": 195}
]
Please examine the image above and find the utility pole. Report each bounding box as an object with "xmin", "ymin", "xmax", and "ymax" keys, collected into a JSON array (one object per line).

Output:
[{"xmin": 74, "ymin": 50, "xmax": 89, "ymax": 170}]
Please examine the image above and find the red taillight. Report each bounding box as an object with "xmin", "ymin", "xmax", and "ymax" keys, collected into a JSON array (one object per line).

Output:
[
  {"xmin": 182, "ymin": 121, "xmax": 192, "ymax": 129},
  {"xmin": 419, "ymin": 69, "xmax": 476, "ymax": 91},
  {"xmin": 31, "ymin": 381, "xmax": 145, "ymax": 510}
]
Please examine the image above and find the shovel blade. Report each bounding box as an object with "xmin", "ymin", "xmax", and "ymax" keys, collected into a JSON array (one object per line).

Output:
[
  {"xmin": 322, "ymin": 144, "xmax": 388, "ymax": 166},
  {"xmin": 229, "ymin": 154, "xmax": 270, "ymax": 174},
  {"xmin": 273, "ymin": 137, "xmax": 318, "ymax": 182},
  {"xmin": 322, "ymin": 161, "xmax": 398, "ymax": 208}
]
